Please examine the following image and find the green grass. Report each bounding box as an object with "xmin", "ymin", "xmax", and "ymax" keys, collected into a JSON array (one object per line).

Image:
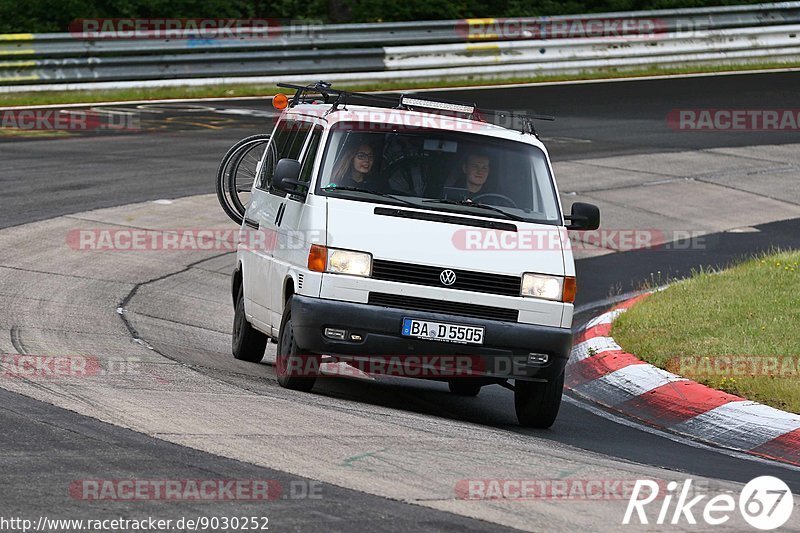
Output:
[
  {"xmin": 1, "ymin": 60, "xmax": 800, "ymax": 107},
  {"xmin": 612, "ymin": 251, "xmax": 800, "ymax": 413}
]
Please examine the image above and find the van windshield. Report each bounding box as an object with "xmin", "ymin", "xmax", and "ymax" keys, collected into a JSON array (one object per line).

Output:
[{"xmin": 315, "ymin": 122, "xmax": 561, "ymax": 225}]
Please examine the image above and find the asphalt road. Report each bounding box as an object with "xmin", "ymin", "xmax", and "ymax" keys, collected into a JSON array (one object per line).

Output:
[
  {"xmin": 0, "ymin": 387, "xmax": 512, "ymax": 532},
  {"xmin": 3, "ymin": 70, "xmax": 800, "ymax": 229},
  {"xmin": 2, "ymin": 71, "xmax": 800, "ymax": 529}
]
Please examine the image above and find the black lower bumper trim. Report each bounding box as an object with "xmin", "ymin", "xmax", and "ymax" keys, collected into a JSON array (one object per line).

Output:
[{"xmin": 290, "ymin": 294, "xmax": 572, "ymax": 381}]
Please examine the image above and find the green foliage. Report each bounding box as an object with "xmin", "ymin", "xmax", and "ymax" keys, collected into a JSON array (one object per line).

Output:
[
  {"xmin": 0, "ymin": 0, "xmax": 777, "ymax": 33},
  {"xmin": 612, "ymin": 250, "xmax": 800, "ymax": 413},
  {"xmin": 0, "ymin": 0, "xmax": 327, "ymax": 33}
]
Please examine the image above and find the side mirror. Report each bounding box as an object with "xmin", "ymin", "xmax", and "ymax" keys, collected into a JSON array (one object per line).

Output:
[
  {"xmin": 565, "ymin": 202, "xmax": 600, "ymax": 231},
  {"xmin": 273, "ymin": 158, "xmax": 306, "ymax": 196}
]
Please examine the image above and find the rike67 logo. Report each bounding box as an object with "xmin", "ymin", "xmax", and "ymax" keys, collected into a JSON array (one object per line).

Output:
[{"xmin": 624, "ymin": 476, "xmax": 794, "ymax": 530}]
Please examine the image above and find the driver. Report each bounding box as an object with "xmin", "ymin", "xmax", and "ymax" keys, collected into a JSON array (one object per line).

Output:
[{"xmin": 455, "ymin": 153, "xmax": 491, "ymax": 196}]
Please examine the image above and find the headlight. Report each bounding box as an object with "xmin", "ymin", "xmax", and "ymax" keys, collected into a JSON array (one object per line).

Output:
[
  {"xmin": 327, "ymin": 248, "xmax": 372, "ymax": 277},
  {"xmin": 521, "ymin": 273, "xmax": 564, "ymax": 301}
]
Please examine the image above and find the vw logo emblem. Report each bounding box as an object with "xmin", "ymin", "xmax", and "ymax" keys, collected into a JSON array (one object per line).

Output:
[{"xmin": 439, "ymin": 269, "xmax": 457, "ymax": 286}]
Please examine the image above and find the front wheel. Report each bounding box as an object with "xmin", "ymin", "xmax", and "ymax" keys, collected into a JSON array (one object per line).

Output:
[
  {"xmin": 514, "ymin": 372, "xmax": 564, "ymax": 428},
  {"xmin": 276, "ymin": 298, "xmax": 319, "ymax": 392}
]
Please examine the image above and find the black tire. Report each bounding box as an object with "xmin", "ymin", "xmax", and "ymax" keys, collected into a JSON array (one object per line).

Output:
[
  {"xmin": 276, "ymin": 298, "xmax": 319, "ymax": 392},
  {"xmin": 514, "ymin": 372, "xmax": 564, "ymax": 428},
  {"xmin": 215, "ymin": 134, "xmax": 271, "ymax": 225},
  {"xmin": 232, "ymin": 285, "xmax": 268, "ymax": 362},
  {"xmin": 227, "ymin": 137, "xmax": 273, "ymax": 216},
  {"xmin": 448, "ymin": 379, "xmax": 482, "ymax": 396}
]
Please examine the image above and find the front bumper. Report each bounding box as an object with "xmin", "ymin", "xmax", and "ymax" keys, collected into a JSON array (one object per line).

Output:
[{"xmin": 291, "ymin": 294, "xmax": 572, "ymax": 382}]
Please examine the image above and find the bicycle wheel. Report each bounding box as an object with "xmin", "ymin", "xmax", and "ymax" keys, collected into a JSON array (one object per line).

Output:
[
  {"xmin": 228, "ymin": 136, "xmax": 274, "ymax": 217},
  {"xmin": 215, "ymin": 134, "xmax": 271, "ymax": 225}
]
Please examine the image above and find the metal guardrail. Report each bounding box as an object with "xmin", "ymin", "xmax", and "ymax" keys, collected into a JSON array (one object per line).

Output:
[{"xmin": 1, "ymin": 2, "xmax": 799, "ymax": 91}]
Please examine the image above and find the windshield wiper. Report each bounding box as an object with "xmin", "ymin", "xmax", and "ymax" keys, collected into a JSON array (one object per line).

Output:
[
  {"xmin": 323, "ymin": 187, "xmax": 527, "ymax": 222},
  {"xmin": 321, "ymin": 186, "xmax": 420, "ymax": 209},
  {"xmin": 422, "ymin": 198, "xmax": 527, "ymax": 222}
]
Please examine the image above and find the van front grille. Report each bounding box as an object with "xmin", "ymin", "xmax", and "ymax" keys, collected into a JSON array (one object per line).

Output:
[
  {"xmin": 368, "ymin": 292, "xmax": 518, "ymax": 322},
  {"xmin": 371, "ymin": 259, "xmax": 521, "ymax": 297}
]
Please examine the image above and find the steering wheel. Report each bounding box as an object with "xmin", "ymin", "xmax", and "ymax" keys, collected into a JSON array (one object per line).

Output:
[{"xmin": 472, "ymin": 193, "xmax": 518, "ymax": 209}]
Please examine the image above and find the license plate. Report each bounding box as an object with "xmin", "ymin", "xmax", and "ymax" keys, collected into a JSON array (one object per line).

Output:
[{"xmin": 401, "ymin": 318, "xmax": 485, "ymax": 345}]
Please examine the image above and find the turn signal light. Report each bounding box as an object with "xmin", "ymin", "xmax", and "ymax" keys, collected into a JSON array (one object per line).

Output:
[
  {"xmin": 562, "ymin": 276, "xmax": 577, "ymax": 303},
  {"xmin": 308, "ymin": 245, "xmax": 327, "ymax": 272},
  {"xmin": 273, "ymin": 93, "xmax": 289, "ymax": 110}
]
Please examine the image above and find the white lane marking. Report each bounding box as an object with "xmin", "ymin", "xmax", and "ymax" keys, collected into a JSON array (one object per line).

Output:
[
  {"xmin": 539, "ymin": 136, "xmax": 593, "ymax": 144},
  {"xmin": 563, "ymin": 394, "xmax": 800, "ymax": 473},
  {"xmin": 672, "ymin": 401, "xmax": 800, "ymax": 451},
  {"xmin": 570, "ymin": 336, "xmax": 623, "ymax": 363},
  {"xmin": 0, "ymin": 96, "xmax": 273, "ymax": 111},
  {"xmin": 136, "ymin": 103, "xmax": 216, "ymax": 112},
  {"xmin": 572, "ymin": 363, "xmax": 686, "ymax": 406},
  {"xmin": 214, "ymin": 108, "xmax": 278, "ymax": 118},
  {"xmin": 88, "ymin": 106, "xmax": 144, "ymax": 116},
  {"xmin": 584, "ymin": 307, "xmax": 627, "ymax": 329},
  {"xmin": 152, "ymin": 199, "xmax": 174, "ymax": 205},
  {"xmin": 602, "ymin": 363, "xmax": 686, "ymax": 396},
  {"xmin": 726, "ymin": 226, "xmax": 761, "ymax": 233}
]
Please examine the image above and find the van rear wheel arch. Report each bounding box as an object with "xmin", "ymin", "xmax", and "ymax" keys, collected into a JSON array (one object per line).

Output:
[{"xmin": 231, "ymin": 264, "xmax": 243, "ymax": 307}]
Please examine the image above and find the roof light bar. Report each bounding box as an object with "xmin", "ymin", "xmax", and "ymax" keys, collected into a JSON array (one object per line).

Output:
[{"xmin": 400, "ymin": 96, "xmax": 475, "ymax": 114}]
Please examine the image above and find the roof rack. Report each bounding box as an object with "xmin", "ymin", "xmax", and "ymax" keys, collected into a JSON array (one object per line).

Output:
[{"xmin": 276, "ymin": 81, "xmax": 554, "ymax": 136}]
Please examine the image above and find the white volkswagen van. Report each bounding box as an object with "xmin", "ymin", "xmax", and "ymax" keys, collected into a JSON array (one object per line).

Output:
[{"xmin": 230, "ymin": 83, "xmax": 599, "ymax": 428}]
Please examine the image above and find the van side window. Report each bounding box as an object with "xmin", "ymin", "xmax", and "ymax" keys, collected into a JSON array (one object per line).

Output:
[
  {"xmin": 286, "ymin": 122, "xmax": 311, "ymax": 160},
  {"xmin": 257, "ymin": 120, "xmax": 291, "ymax": 190},
  {"xmin": 270, "ymin": 121, "xmax": 311, "ymax": 195},
  {"xmin": 257, "ymin": 120, "xmax": 312, "ymax": 191},
  {"xmin": 297, "ymin": 127, "xmax": 323, "ymax": 186}
]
